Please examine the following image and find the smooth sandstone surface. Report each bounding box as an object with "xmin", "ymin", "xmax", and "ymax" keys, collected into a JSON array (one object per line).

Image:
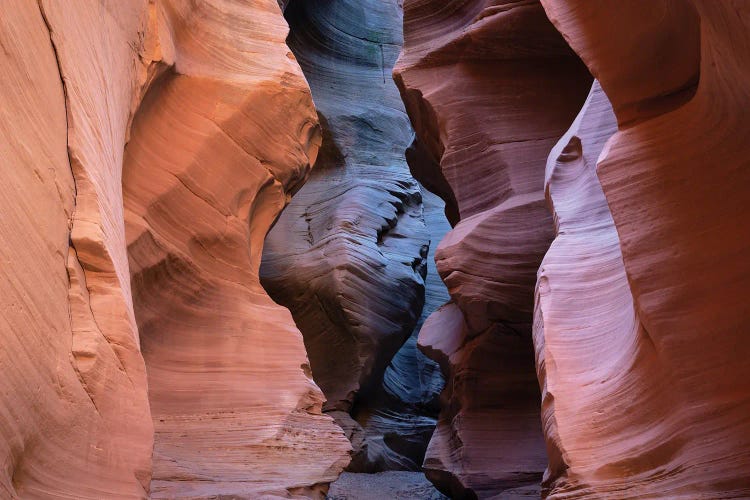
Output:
[
  {"xmin": 4, "ymin": 0, "xmax": 750, "ymax": 498},
  {"xmin": 535, "ymin": 80, "xmax": 645, "ymax": 498},
  {"xmin": 535, "ymin": 1, "xmax": 750, "ymax": 497},
  {"xmin": 395, "ymin": 0, "xmax": 591, "ymax": 496},
  {"xmin": 418, "ymin": 303, "xmax": 546, "ymax": 500},
  {"xmin": 1, "ymin": 1, "xmax": 350, "ymax": 498},
  {"xmin": 1, "ymin": 2, "xmax": 153, "ymax": 497},
  {"xmin": 124, "ymin": 1, "xmax": 351, "ymax": 497}
]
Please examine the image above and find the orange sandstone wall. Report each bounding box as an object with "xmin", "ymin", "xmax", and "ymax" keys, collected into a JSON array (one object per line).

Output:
[
  {"xmin": 0, "ymin": 1, "xmax": 349, "ymax": 498},
  {"xmin": 0, "ymin": 2, "xmax": 153, "ymax": 496}
]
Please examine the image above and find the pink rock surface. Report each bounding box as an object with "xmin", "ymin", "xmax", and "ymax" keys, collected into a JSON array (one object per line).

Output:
[
  {"xmin": 535, "ymin": 81, "xmax": 651, "ymax": 498},
  {"xmin": 419, "ymin": 303, "xmax": 545, "ymax": 499},
  {"xmin": 0, "ymin": 1, "xmax": 349, "ymax": 497},
  {"xmin": 394, "ymin": 0, "xmax": 592, "ymax": 496},
  {"xmin": 0, "ymin": 2, "xmax": 153, "ymax": 497},
  {"xmin": 536, "ymin": 1, "xmax": 750, "ymax": 497}
]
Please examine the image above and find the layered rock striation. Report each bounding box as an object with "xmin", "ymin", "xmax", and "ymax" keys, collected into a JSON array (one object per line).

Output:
[
  {"xmin": 395, "ymin": 0, "xmax": 592, "ymax": 497},
  {"xmin": 534, "ymin": 80, "xmax": 639, "ymax": 498},
  {"xmin": 261, "ymin": 0, "xmax": 444, "ymax": 471},
  {"xmin": 0, "ymin": 1, "xmax": 350, "ymax": 498},
  {"xmin": 0, "ymin": 1, "xmax": 152, "ymax": 498},
  {"xmin": 4, "ymin": 0, "xmax": 750, "ymax": 498},
  {"xmin": 1, "ymin": 2, "xmax": 154, "ymax": 496},
  {"xmin": 124, "ymin": 1, "xmax": 352, "ymax": 497},
  {"xmin": 346, "ymin": 187, "xmax": 450, "ymax": 472},
  {"xmin": 534, "ymin": 1, "xmax": 750, "ymax": 497}
]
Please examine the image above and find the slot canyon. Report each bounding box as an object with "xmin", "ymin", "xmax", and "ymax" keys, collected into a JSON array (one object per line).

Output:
[{"xmin": 0, "ymin": 0, "xmax": 748, "ymax": 499}]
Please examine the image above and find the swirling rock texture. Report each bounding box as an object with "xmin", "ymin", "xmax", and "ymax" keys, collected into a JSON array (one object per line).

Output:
[
  {"xmin": 0, "ymin": 2, "xmax": 153, "ymax": 497},
  {"xmin": 125, "ymin": 1, "xmax": 354, "ymax": 497},
  {"xmin": 0, "ymin": 1, "xmax": 151, "ymax": 498},
  {"xmin": 394, "ymin": 0, "xmax": 592, "ymax": 497},
  {"xmin": 5, "ymin": 1, "xmax": 750, "ymax": 499},
  {"xmin": 347, "ymin": 186, "xmax": 451, "ymax": 472},
  {"xmin": 0, "ymin": 0, "xmax": 350, "ymax": 498},
  {"xmin": 535, "ymin": 80, "xmax": 637, "ymax": 498},
  {"xmin": 534, "ymin": 1, "xmax": 750, "ymax": 497},
  {"xmin": 261, "ymin": 0, "xmax": 445, "ymax": 471}
]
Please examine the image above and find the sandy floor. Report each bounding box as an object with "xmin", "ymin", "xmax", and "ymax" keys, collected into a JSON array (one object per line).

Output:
[{"xmin": 327, "ymin": 472, "xmax": 448, "ymax": 500}]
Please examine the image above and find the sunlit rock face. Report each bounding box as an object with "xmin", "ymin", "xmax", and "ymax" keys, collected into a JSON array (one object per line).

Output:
[
  {"xmin": 261, "ymin": 0, "xmax": 444, "ymax": 471},
  {"xmin": 0, "ymin": 1, "xmax": 349, "ymax": 498},
  {"xmin": 535, "ymin": 80, "xmax": 634, "ymax": 498},
  {"xmin": 394, "ymin": 0, "xmax": 592, "ymax": 497},
  {"xmin": 0, "ymin": 2, "xmax": 153, "ymax": 497},
  {"xmin": 535, "ymin": 1, "xmax": 750, "ymax": 497},
  {"xmin": 123, "ymin": 1, "xmax": 351, "ymax": 498}
]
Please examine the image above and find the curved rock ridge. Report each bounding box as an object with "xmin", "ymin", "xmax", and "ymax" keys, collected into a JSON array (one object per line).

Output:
[
  {"xmin": 535, "ymin": 81, "xmax": 657, "ymax": 498},
  {"xmin": 394, "ymin": 0, "xmax": 592, "ymax": 496},
  {"xmin": 0, "ymin": 2, "xmax": 154, "ymax": 497},
  {"xmin": 535, "ymin": 1, "xmax": 750, "ymax": 497},
  {"xmin": 261, "ymin": 0, "xmax": 443, "ymax": 471},
  {"xmin": 347, "ymin": 186, "xmax": 451, "ymax": 472},
  {"xmin": 0, "ymin": 0, "xmax": 350, "ymax": 498},
  {"xmin": 124, "ymin": 1, "xmax": 351, "ymax": 497},
  {"xmin": 541, "ymin": 1, "xmax": 700, "ymax": 127}
]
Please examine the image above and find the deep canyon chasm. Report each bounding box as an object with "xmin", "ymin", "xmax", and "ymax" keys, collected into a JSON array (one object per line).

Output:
[{"xmin": 0, "ymin": 0, "xmax": 749, "ymax": 499}]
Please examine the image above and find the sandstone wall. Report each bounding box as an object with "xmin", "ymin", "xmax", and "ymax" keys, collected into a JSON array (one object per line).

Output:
[
  {"xmin": 0, "ymin": 2, "xmax": 154, "ymax": 496},
  {"xmin": 535, "ymin": 1, "xmax": 750, "ymax": 497},
  {"xmin": 394, "ymin": 0, "xmax": 592, "ymax": 496},
  {"xmin": 0, "ymin": 1, "xmax": 350, "ymax": 498}
]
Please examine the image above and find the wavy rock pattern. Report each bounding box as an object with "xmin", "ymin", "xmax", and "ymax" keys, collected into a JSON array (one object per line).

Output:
[
  {"xmin": 395, "ymin": 0, "xmax": 592, "ymax": 496},
  {"xmin": 5, "ymin": 0, "xmax": 749, "ymax": 498},
  {"xmin": 347, "ymin": 187, "xmax": 450, "ymax": 471},
  {"xmin": 0, "ymin": 1, "xmax": 349, "ymax": 498},
  {"xmin": 535, "ymin": 80, "xmax": 646, "ymax": 498},
  {"xmin": 123, "ymin": 1, "xmax": 351, "ymax": 497},
  {"xmin": 261, "ymin": 0, "xmax": 442, "ymax": 471},
  {"xmin": 534, "ymin": 1, "xmax": 750, "ymax": 497},
  {"xmin": 0, "ymin": 2, "xmax": 154, "ymax": 497}
]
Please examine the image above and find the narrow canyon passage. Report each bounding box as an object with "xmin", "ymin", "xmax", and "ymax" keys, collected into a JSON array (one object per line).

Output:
[
  {"xmin": 260, "ymin": 0, "xmax": 451, "ymax": 494},
  {"xmin": 267, "ymin": 0, "xmax": 585, "ymax": 497},
  {"xmin": 2, "ymin": 1, "xmax": 750, "ymax": 500}
]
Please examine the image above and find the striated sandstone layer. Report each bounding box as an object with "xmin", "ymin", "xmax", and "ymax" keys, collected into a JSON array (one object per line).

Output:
[
  {"xmin": 1, "ymin": 1, "xmax": 349, "ymax": 498},
  {"xmin": 0, "ymin": 2, "xmax": 153, "ymax": 497},
  {"xmin": 535, "ymin": 1, "xmax": 750, "ymax": 497},
  {"xmin": 395, "ymin": 0, "xmax": 592, "ymax": 497},
  {"xmin": 534, "ymin": 80, "xmax": 639, "ymax": 498},
  {"xmin": 123, "ymin": 1, "xmax": 350, "ymax": 497},
  {"xmin": 261, "ymin": 0, "xmax": 440, "ymax": 471}
]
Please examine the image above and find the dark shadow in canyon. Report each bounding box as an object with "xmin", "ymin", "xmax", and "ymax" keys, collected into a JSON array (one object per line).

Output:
[{"xmin": 260, "ymin": 0, "xmax": 449, "ymax": 490}]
